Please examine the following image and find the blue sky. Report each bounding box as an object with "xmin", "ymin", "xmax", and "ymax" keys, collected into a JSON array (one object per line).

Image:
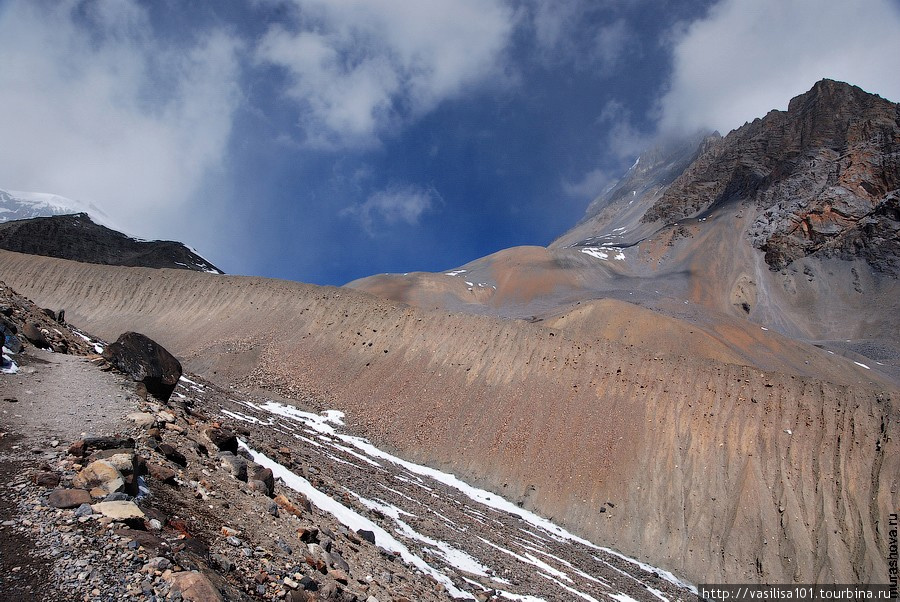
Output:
[{"xmin": 1, "ymin": 0, "xmax": 899, "ymax": 285}]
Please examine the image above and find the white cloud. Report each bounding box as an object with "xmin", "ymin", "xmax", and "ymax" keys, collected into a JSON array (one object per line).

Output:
[
  {"xmin": 0, "ymin": 0, "xmax": 241, "ymax": 237},
  {"xmin": 526, "ymin": 0, "xmax": 636, "ymax": 73},
  {"xmin": 658, "ymin": 0, "xmax": 900, "ymax": 135},
  {"xmin": 256, "ymin": 0, "xmax": 515, "ymax": 148},
  {"xmin": 563, "ymin": 168, "xmax": 614, "ymax": 199},
  {"xmin": 342, "ymin": 184, "xmax": 441, "ymax": 234}
]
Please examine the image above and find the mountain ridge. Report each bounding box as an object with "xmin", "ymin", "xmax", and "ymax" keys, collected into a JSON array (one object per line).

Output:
[{"xmin": 0, "ymin": 211, "xmax": 222, "ymax": 274}]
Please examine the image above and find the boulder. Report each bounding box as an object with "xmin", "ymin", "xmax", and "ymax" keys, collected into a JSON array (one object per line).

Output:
[
  {"xmin": 218, "ymin": 452, "xmax": 248, "ymax": 481},
  {"xmin": 102, "ymin": 332, "xmax": 182, "ymax": 401},
  {"xmin": 68, "ymin": 436, "xmax": 135, "ymax": 457},
  {"xmin": 147, "ymin": 462, "xmax": 177, "ymax": 483},
  {"xmin": 22, "ymin": 323, "xmax": 50, "ymax": 349},
  {"xmin": 72, "ymin": 460, "xmax": 126, "ymax": 498},
  {"xmin": 33, "ymin": 471, "xmax": 61, "ymax": 488},
  {"xmin": 247, "ymin": 464, "xmax": 275, "ymax": 496},
  {"xmin": 169, "ymin": 571, "xmax": 223, "ymax": 602},
  {"xmin": 202, "ymin": 427, "xmax": 238, "ymax": 454},
  {"xmin": 48, "ymin": 488, "xmax": 92, "ymax": 509}
]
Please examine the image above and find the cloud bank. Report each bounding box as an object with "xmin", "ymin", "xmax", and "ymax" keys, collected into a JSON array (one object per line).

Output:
[
  {"xmin": 0, "ymin": 0, "xmax": 241, "ymax": 235},
  {"xmin": 658, "ymin": 0, "xmax": 900, "ymax": 135}
]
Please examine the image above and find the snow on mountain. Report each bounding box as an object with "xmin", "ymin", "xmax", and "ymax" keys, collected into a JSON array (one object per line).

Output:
[{"xmin": 0, "ymin": 188, "xmax": 115, "ymax": 226}]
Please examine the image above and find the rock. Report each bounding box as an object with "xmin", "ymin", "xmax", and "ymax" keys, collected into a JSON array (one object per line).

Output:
[
  {"xmin": 329, "ymin": 551, "xmax": 350, "ymax": 572},
  {"xmin": 247, "ymin": 479, "xmax": 269, "ymax": 495},
  {"xmin": 88, "ymin": 448, "xmax": 137, "ymax": 476},
  {"xmin": 74, "ymin": 503, "xmax": 94, "ymax": 517},
  {"xmin": 33, "ymin": 471, "xmax": 60, "ymax": 488},
  {"xmin": 69, "ymin": 436, "xmax": 135, "ymax": 457},
  {"xmin": 71, "ymin": 460, "xmax": 125, "ymax": 498},
  {"xmin": 2, "ymin": 331, "xmax": 22, "ymax": 354},
  {"xmin": 247, "ymin": 464, "xmax": 275, "ymax": 496},
  {"xmin": 48, "ymin": 488, "xmax": 92, "ymax": 509},
  {"xmin": 210, "ymin": 553, "xmax": 232, "ymax": 573},
  {"xmin": 147, "ymin": 462, "xmax": 177, "ymax": 483},
  {"xmin": 91, "ymin": 500, "xmax": 145, "ymax": 522},
  {"xmin": 22, "ymin": 322, "xmax": 50, "ymax": 349},
  {"xmin": 218, "ymin": 452, "xmax": 247, "ymax": 480},
  {"xmin": 202, "ymin": 427, "xmax": 238, "ymax": 454},
  {"xmin": 329, "ymin": 569, "xmax": 349, "ymax": 585},
  {"xmin": 102, "ymin": 332, "xmax": 182, "ymax": 402},
  {"xmin": 275, "ymin": 493, "xmax": 309, "ymax": 517},
  {"xmin": 169, "ymin": 571, "xmax": 223, "ymax": 602},
  {"xmin": 128, "ymin": 412, "xmax": 156, "ymax": 428},
  {"xmin": 103, "ymin": 492, "xmax": 131, "ymax": 502},
  {"xmin": 156, "ymin": 443, "xmax": 187, "ymax": 467},
  {"xmin": 144, "ymin": 556, "xmax": 172, "ymax": 572},
  {"xmin": 356, "ymin": 529, "xmax": 376, "ymax": 545}
]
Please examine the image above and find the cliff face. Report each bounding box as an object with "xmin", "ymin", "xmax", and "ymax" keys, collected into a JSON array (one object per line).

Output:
[{"xmin": 642, "ymin": 79, "xmax": 900, "ymax": 272}]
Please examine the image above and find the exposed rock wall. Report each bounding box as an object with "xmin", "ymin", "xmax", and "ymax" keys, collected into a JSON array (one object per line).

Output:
[{"xmin": 1, "ymin": 250, "xmax": 897, "ymax": 586}]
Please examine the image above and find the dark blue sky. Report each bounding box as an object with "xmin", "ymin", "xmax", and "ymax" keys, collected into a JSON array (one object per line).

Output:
[{"xmin": 2, "ymin": 0, "xmax": 898, "ymax": 285}]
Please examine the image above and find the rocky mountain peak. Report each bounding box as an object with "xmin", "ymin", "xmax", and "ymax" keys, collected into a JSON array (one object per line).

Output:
[{"xmin": 639, "ymin": 79, "xmax": 899, "ymax": 272}]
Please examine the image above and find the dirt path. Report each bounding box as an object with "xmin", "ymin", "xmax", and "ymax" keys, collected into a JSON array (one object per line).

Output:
[
  {"xmin": 1, "ymin": 349, "xmax": 137, "ymax": 446},
  {"xmin": 0, "ymin": 349, "xmax": 139, "ymax": 601}
]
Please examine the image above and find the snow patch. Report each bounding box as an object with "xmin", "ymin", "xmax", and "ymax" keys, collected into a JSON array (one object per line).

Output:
[{"xmin": 238, "ymin": 441, "xmax": 472, "ymax": 599}]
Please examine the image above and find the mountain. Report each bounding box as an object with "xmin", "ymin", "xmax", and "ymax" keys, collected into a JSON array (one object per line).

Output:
[
  {"xmin": 0, "ymin": 190, "xmax": 222, "ymax": 273},
  {"xmin": 350, "ymin": 79, "xmax": 900, "ymax": 382},
  {"xmin": 0, "ymin": 79, "xmax": 896, "ymax": 589}
]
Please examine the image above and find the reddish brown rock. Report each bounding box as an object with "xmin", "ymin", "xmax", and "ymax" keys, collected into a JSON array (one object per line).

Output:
[
  {"xmin": 48, "ymin": 488, "xmax": 92, "ymax": 509},
  {"xmin": 169, "ymin": 571, "xmax": 223, "ymax": 602}
]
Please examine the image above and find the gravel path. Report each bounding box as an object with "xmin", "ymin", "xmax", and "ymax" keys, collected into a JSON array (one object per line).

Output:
[{"xmin": 1, "ymin": 349, "xmax": 137, "ymax": 446}]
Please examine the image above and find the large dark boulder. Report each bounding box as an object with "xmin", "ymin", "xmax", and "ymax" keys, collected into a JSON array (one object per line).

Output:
[{"xmin": 102, "ymin": 332, "xmax": 182, "ymax": 401}]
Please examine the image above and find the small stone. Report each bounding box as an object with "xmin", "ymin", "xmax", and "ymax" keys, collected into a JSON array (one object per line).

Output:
[
  {"xmin": 33, "ymin": 471, "xmax": 61, "ymax": 488},
  {"xmin": 226, "ymin": 536, "xmax": 242, "ymax": 547},
  {"xmin": 356, "ymin": 529, "xmax": 376, "ymax": 545},
  {"xmin": 147, "ymin": 463, "xmax": 177, "ymax": 483},
  {"xmin": 74, "ymin": 503, "xmax": 94, "ymax": 518},
  {"xmin": 145, "ymin": 556, "xmax": 172, "ymax": 572},
  {"xmin": 127, "ymin": 412, "xmax": 156, "ymax": 428},
  {"xmin": 156, "ymin": 443, "xmax": 187, "ymax": 466},
  {"xmin": 284, "ymin": 577, "xmax": 299, "ymax": 589}
]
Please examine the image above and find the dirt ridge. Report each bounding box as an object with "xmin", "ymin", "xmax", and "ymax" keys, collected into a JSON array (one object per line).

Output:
[{"xmin": 0, "ymin": 249, "xmax": 897, "ymax": 586}]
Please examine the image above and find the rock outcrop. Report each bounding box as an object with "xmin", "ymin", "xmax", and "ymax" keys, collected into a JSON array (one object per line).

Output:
[
  {"xmin": 0, "ymin": 212, "xmax": 222, "ymax": 273},
  {"xmin": 640, "ymin": 79, "xmax": 900, "ymax": 273}
]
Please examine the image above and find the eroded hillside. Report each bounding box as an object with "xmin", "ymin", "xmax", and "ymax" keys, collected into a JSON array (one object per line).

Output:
[{"xmin": 1, "ymin": 249, "xmax": 896, "ymax": 587}]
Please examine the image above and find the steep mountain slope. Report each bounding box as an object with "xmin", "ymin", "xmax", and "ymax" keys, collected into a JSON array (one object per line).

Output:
[
  {"xmin": 350, "ymin": 80, "xmax": 900, "ymax": 384},
  {"xmin": 0, "ymin": 212, "xmax": 222, "ymax": 273},
  {"xmin": 0, "ymin": 249, "xmax": 896, "ymax": 589}
]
